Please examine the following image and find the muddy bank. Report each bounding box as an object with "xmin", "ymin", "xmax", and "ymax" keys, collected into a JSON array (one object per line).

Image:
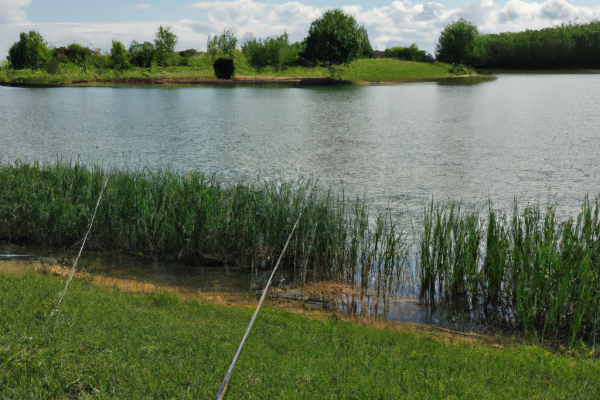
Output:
[
  {"xmin": 0, "ymin": 76, "xmax": 352, "ymax": 88},
  {"xmin": 0, "ymin": 74, "xmax": 498, "ymax": 88}
]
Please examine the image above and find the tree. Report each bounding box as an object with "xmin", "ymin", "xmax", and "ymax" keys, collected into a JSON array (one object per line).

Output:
[
  {"xmin": 302, "ymin": 9, "xmax": 372, "ymax": 66},
  {"xmin": 129, "ymin": 40, "xmax": 155, "ymax": 68},
  {"xmin": 110, "ymin": 40, "xmax": 130, "ymax": 70},
  {"xmin": 7, "ymin": 31, "xmax": 50, "ymax": 70},
  {"xmin": 154, "ymin": 26, "xmax": 178, "ymax": 65},
  {"xmin": 435, "ymin": 19, "xmax": 479, "ymax": 64},
  {"xmin": 207, "ymin": 28, "xmax": 237, "ymax": 59}
]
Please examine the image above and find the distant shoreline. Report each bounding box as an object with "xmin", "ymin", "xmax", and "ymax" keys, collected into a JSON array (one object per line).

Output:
[{"xmin": 0, "ymin": 73, "xmax": 497, "ymax": 88}]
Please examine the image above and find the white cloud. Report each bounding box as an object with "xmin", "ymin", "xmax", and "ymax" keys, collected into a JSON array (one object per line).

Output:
[
  {"xmin": 1, "ymin": 0, "xmax": 599, "ymax": 60},
  {"xmin": 130, "ymin": 4, "xmax": 150, "ymax": 10},
  {"xmin": 0, "ymin": 0, "xmax": 30, "ymax": 24}
]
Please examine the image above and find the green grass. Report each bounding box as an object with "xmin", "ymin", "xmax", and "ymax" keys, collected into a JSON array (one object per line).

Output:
[
  {"xmin": 1, "ymin": 271, "xmax": 599, "ymax": 399},
  {"xmin": 337, "ymin": 58, "xmax": 457, "ymax": 81},
  {"xmin": 0, "ymin": 53, "xmax": 470, "ymax": 86},
  {"xmin": 2, "ymin": 161, "xmax": 600, "ymax": 347}
]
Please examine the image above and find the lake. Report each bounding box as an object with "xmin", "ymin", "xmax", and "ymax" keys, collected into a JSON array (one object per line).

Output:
[{"xmin": 1, "ymin": 74, "xmax": 599, "ymax": 219}]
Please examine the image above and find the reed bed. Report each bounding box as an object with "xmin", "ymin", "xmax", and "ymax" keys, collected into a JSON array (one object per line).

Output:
[
  {"xmin": 420, "ymin": 199, "xmax": 600, "ymax": 346},
  {"xmin": 0, "ymin": 160, "xmax": 406, "ymax": 286},
  {"xmin": 1, "ymin": 160, "xmax": 599, "ymax": 346}
]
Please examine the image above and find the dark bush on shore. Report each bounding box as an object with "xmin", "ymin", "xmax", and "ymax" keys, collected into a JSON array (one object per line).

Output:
[{"xmin": 213, "ymin": 58, "xmax": 234, "ymax": 78}]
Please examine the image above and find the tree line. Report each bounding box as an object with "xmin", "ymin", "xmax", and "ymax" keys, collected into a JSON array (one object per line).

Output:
[
  {"xmin": 4, "ymin": 9, "xmax": 377, "ymax": 74},
  {"xmin": 436, "ymin": 19, "xmax": 600, "ymax": 69}
]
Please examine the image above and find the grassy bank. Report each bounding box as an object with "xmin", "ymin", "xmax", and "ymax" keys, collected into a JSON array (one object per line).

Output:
[
  {"xmin": 1, "ymin": 270, "xmax": 599, "ymax": 398},
  {"xmin": 2, "ymin": 161, "xmax": 600, "ymax": 347},
  {"xmin": 0, "ymin": 54, "xmax": 463, "ymax": 86}
]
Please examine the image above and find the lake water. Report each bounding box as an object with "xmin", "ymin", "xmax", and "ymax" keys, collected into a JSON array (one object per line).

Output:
[{"xmin": 1, "ymin": 74, "xmax": 599, "ymax": 219}]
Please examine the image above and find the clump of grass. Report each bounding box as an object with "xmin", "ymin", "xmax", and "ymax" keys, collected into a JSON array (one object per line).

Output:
[
  {"xmin": 420, "ymin": 199, "xmax": 600, "ymax": 347},
  {"xmin": 0, "ymin": 160, "xmax": 407, "ymax": 287}
]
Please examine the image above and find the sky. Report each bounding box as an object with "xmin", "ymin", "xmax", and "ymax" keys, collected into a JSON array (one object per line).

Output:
[{"xmin": 1, "ymin": 0, "xmax": 599, "ymax": 59}]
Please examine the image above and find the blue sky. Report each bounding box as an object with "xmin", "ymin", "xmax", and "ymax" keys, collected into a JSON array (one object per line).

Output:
[{"xmin": 1, "ymin": 0, "xmax": 599, "ymax": 58}]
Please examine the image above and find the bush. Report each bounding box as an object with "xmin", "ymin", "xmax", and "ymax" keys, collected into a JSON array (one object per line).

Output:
[
  {"xmin": 110, "ymin": 40, "xmax": 130, "ymax": 70},
  {"xmin": 302, "ymin": 9, "xmax": 373, "ymax": 66},
  {"xmin": 179, "ymin": 49, "xmax": 197, "ymax": 58},
  {"xmin": 207, "ymin": 29, "xmax": 237, "ymax": 59},
  {"xmin": 242, "ymin": 32, "xmax": 302, "ymax": 70},
  {"xmin": 7, "ymin": 31, "xmax": 50, "ymax": 70},
  {"xmin": 213, "ymin": 58, "xmax": 234, "ymax": 79},
  {"xmin": 129, "ymin": 40, "xmax": 155, "ymax": 68},
  {"xmin": 436, "ymin": 19, "xmax": 479, "ymax": 64},
  {"xmin": 384, "ymin": 43, "xmax": 433, "ymax": 62},
  {"xmin": 45, "ymin": 57, "xmax": 60, "ymax": 74}
]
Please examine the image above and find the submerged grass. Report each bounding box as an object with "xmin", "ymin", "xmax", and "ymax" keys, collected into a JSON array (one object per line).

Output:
[
  {"xmin": 1, "ymin": 271, "xmax": 599, "ymax": 399},
  {"xmin": 2, "ymin": 161, "xmax": 600, "ymax": 348}
]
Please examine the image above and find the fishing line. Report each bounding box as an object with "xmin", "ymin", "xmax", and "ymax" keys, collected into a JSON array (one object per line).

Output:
[
  {"xmin": 50, "ymin": 176, "xmax": 109, "ymax": 321},
  {"xmin": 216, "ymin": 206, "xmax": 304, "ymax": 400}
]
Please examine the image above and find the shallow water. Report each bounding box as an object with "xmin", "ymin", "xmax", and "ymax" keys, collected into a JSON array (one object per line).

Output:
[{"xmin": 1, "ymin": 74, "xmax": 599, "ymax": 219}]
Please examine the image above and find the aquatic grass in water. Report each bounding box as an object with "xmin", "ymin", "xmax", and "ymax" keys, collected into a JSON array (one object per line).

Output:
[
  {"xmin": 420, "ymin": 198, "xmax": 600, "ymax": 346},
  {"xmin": 1, "ymin": 160, "xmax": 600, "ymax": 346},
  {"xmin": 0, "ymin": 160, "xmax": 407, "ymax": 286}
]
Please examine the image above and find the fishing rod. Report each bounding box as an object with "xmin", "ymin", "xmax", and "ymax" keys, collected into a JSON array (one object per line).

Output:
[
  {"xmin": 50, "ymin": 176, "xmax": 109, "ymax": 320},
  {"xmin": 216, "ymin": 207, "xmax": 304, "ymax": 400}
]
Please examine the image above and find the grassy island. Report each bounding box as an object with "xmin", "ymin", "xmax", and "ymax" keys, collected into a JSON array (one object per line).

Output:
[{"xmin": 0, "ymin": 56, "xmax": 477, "ymax": 87}]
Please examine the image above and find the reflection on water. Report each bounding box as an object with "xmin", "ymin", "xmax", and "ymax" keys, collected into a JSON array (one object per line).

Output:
[
  {"xmin": 0, "ymin": 241, "xmax": 492, "ymax": 332},
  {"xmin": 1, "ymin": 75, "xmax": 599, "ymax": 222}
]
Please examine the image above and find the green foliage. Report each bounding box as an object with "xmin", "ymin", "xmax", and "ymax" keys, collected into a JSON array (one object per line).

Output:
[
  {"xmin": 154, "ymin": 26, "xmax": 179, "ymax": 66},
  {"xmin": 420, "ymin": 198, "xmax": 600, "ymax": 346},
  {"xmin": 207, "ymin": 28, "xmax": 238, "ymax": 59},
  {"xmin": 109, "ymin": 40, "xmax": 130, "ymax": 70},
  {"xmin": 470, "ymin": 21, "xmax": 600, "ymax": 69},
  {"xmin": 436, "ymin": 19, "xmax": 479, "ymax": 64},
  {"xmin": 0, "ymin": 59, "xmax": 12, "ymax": 71},
  {"xmin": 1, "ymin": 272, "xmax": 599, "ymax": 398},
  {"xmin": 154, "ymin": 25, "xmax": 178, "ymax": 53},
  {"xmin": 384, "ymin": 44, "xmax": 434, "ymax": 62},
  {"xmin": 178, "ymin": 48, "xmax": 198, "ymax": 58},
  {"xmin": 129, "ymin": 40, "xmax": 155, "ymax": 68},
  {"xmin": 241, "ymin": 33, "xmax": 302, "ymax": 70},
  {"xmin": 7, "ymin": 31, "xmax": 50, "ymax": 70},
  {"xmin": 302, "ymin": 9, "xmax": 372, "ymax": 66}
]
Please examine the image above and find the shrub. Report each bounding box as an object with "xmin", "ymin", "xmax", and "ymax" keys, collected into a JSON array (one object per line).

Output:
[
  {"xmin": 110, "ymin": 40, "xmax": 130, "ymax": 70},
  {"xmin": 436, "ymin": 19, "xmax": 479, "ymax": 64},
  {"xmin": 179, "ymin": 49, "xmax": 197, "ymax": 58},
  {"xmin": 207, "ymin": 28, "xmax": 237, "ymax": 59},
  {"xmin": 66, "ymin": 43, "xmax": 92, "ymax": 65},
  {"xmin": 384, "ymin": 43, "xmax": 433, "ymax": 62},
  {"xmin": 242, "ymin": 32, "xmax": 302, "ymax": 70},
  {"xmin": 302, "ymin": 9, "xmax": 372, "ymax": 66},
  {"xmin": 213, "ymin": 58, "xmax": 234, "ymax": 79},
  {"xmin": 7, "ymin": 31, "xmax": 50, "ymax": 70},
  {"xmin": 129, "ymin": 40, "xmax": 155, "ymax": 68}
]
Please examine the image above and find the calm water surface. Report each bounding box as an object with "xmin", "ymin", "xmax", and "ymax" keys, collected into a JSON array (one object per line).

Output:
[{"xmin": 1, "ymin": 75, "xmax": 599, "ymax": 218}]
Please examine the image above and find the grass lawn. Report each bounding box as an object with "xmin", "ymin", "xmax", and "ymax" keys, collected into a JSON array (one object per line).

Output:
[
  {"xmin": 0, "ymin": 55, "xmax": 467, "ymax": 86},
  {"xmin": 1, "ymin": 269, "xmax": 598, "ymax": 399}
]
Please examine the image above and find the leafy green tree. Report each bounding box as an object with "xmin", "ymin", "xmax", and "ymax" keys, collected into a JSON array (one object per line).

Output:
[
  {"xmin": 7, "ymin": 31, "xmax": 50, "ymax": 70},
  {"xmin": 154, "ymin": 26, "xmax": 178, "ymax": 66},
  {"xmin": 110, "ymin": 40, "xmax": 130, "ymax": 70},
  {"xmin": 207, "ymin": 28, "xmax": 238, "ymax": 59},
  {"xmin": 129, "ymin": 40, "xmax": 155, "ymax": 68},
  {"xmin": 302, "ymin": 9, "xmax": 372, "ymax": 66},
  {"xmin": 435, "ymin": 19, "xmax": 479, "ymax": 64}
]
